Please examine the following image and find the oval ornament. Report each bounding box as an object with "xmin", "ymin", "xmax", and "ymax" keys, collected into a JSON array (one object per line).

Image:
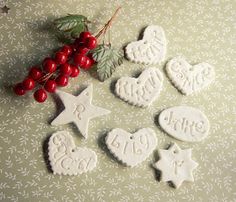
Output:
[{"xmin": 158, "ymin": 106, "xmax": 210, "ymax": 142}]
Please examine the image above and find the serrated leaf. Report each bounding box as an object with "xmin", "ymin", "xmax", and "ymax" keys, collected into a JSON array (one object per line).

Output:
[
  {"xmin": 54, "ymin": 14, "xmax": 87, "ymax": 39},
  {"xmin": 91, "ymin": 45, "xmax": 124, "ymax": 81}
]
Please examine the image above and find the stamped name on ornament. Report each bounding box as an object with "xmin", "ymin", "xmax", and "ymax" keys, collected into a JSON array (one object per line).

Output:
[
  {"xmin": 48, "ymin": 131, "xmax": 97, "ymax": 175},
  {"xmin": 158, "ymin": 106, "xmax": 210, "ymax": 142},
  {"xmin": 110, "ymin": 133, "xmax": 150, "ymax": 155},
  {"xmin": 163, "ymin": 110, "xmax": 207, "ymax": 136},
  {"xmin": 106, "ymin": 128, "xmax": 157, "ymax": 167}
]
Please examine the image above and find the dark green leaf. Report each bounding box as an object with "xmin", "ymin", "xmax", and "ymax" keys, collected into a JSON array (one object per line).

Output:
[
  {"xmin": 91, "ymin": 44, "xmax": 124, "ymax": 81},
  {"xmin": 54, "ymin": 14, "xmax": 88, "ymax": 39}
]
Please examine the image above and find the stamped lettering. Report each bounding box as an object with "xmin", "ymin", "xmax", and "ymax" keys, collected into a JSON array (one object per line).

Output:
[
  {"xmin": 48, "ymin": 131, "xmax": 97, "ymax": 175},
  {"xmin": 115, "ymin": 68, "xmax": 163, "ymax": 107},
  {"xmin": 105, "ymin": 128, "xmax": 157, "ymax": 167},
  {"xmin": 158, "ymin": 106, "xmax": 210, "ymax": 142}
]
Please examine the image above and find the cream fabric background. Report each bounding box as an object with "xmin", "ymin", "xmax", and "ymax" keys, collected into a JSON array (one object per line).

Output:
[{"xmin": 0, "ymin": 0, "xmax": 235, "ymax": 201}]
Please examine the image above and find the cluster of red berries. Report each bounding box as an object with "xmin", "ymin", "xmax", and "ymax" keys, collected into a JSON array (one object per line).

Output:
[{"xmin": 14, "ymin": 31, "xmax": 97, "ymax": 103}]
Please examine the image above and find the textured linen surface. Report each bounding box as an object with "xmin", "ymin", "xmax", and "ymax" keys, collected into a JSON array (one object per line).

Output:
[{"xmin": 0, "ymin": 0, "xmax": 235, "ymax": 201}]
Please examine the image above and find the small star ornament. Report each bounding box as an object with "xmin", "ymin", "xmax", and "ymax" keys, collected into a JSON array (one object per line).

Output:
[
  {"xmin": 1, "ymin": 5, "xmax": 10, "ymax": 14},
  {"xmin": 154, "ymin": 143, "xmax": 198, "ymax": 188},
  {"xmin": 51, "ymin": 84, "xmax": 110, "ymax": 138}
]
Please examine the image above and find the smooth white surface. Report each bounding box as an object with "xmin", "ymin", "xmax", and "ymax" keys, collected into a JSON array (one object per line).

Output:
[
  {"xmin": 51, "ymin": 84, "xmax": 110, "ymax": 138},
  {"xmin": 48, "ymin": 131, "xmax": 97, "ymax": 175},
  {"xmin": 106, "ymin": 128, "xmax": 157, "ymax": 167},
  {"xmin": 166, "ymin": 56, "xmax": 215, "ymax": 95},
  {"xmin": 154, "ymin": 143, "xmax": 198, "ymax": 189},
  {"xmin": 125, "ymin": 25, "xmax": 166, "ymax": 65},
  {"xmin": 159, "ymin": 106, "xmax": 210, "ymax": 142},
  {"xmin": 115, "ymin": 68, "xmax": 163, "ymax": 107}
]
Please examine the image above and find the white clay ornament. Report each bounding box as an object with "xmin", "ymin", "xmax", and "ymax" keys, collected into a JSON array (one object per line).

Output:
[
  {"xmin": 166, "ymin": 56, "xmax": 215, "ymax": 95},
  {"xmin": 115, "ymin": 68, "xmax": 163, "ymax": 107},
  {"xmin": 154, "ymin": 143, "xmax": 198, "ymax": 189},
  {"xmin": 125, "ymin": 25, "xmax": 167, "ymax": 65},
  {"xmin": 106, "ymin": 128, "xmax": 157, "ymax": 167},
  {"xmin": 51, "ymin": 84, "xmax": 110, "ymax": 139},
  {"xmin": 48, "ymin": 131, "xmax": 97, "ymax": 175},
  {"xmin": 158, "ymin": 106, "xmax": 210, "ymax": 142}
]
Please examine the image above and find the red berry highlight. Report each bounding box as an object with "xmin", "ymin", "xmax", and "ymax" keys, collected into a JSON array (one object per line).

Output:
[
  {"xmin": 56, "ymin": 75, "xmax": 69, "ymax": 87},
  {"xmin": 14, "ymin": 83, "xmax": 26, "ymax": 96},
  {"xmin": 61, "ymin": 45, "xmax": 72, "ymax": 56},
  {"xmin": 81, "ymin": 56, "xmax": 93, "ymax": 70},
  {"xmin": 70, "ymin": 66, "xmax": 80, "ymax": 77},
  {"xmin": 85, "ymin": 36, "xmax": 97, "ymax": 49},
  {"xmin": 79, "ymin": 31, "xmax": 91, "ymax": 43},
  {"xmin": 74, "ymin": 53, "xmax": 86, "ymax": 67},
  {"xmin": 29, "ymin": 66, "xmax": 42, "ymax": 80},
  {"xmin": 60, "ymin": 63, "xmax": 72, "ymax": 75},
  {"xmin": 77, "ymin": 46, "xmax": 89, "ymax": 55},
  {"xmin": 22, "ymin": 78, "xmax": 35, "ymax": 90},
  {"xmin": 34, "ymin": 89, "xmax": 47, "ymax": 103},
  {"xmin": 43, "ymin": 58, "xmax": 57, "ymax": 73},
  {"xmin": 44, "ymin": 80, "xmax": 57, "ymax": 93},
  {"xmin": 55, "ymin": 51, "xmax": 67, "ymax": 65}
]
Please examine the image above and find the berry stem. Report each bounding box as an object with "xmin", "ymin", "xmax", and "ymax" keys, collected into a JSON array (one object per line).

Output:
[{"xmin": 95, "ymin": 6, "xmax": 121, "ymax": 43}]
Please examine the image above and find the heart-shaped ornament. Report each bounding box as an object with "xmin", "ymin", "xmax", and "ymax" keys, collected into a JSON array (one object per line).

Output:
[
  {"xmin": 48, "ymin": 131, "xmax": 97, "ymax": 175},
  {"xmin": 115, "ymin": 68, "xmax": 163, "ymax": 107},
  {"xmin": 158, "ymin": 106, "xmax": 210, "ymax": 142},
  {"xmin": 166, "ymin": 57, "xmax": 215, "ymax": 95},
  {"xmin": 125, "ymin": 25, "xmax": 166, "ymax": 65},
  {"xmin": 106, "ymin": 128, "xmax": 157, "ymax": 167}
]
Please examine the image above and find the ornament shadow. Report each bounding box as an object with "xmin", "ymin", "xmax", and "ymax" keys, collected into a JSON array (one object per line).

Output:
[
  {"xmin": 42, "ymin": 133, "xmax": 54, "ymax": 174},
  {"xmin": 97, "ymin": 130, "xmax": 122, "ymax": 166}
]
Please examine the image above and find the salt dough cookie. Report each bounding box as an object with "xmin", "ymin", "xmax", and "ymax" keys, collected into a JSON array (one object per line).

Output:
[
  {"xmin": 115, "ymin": 68, "xmax": 163, "ymax": 107},
  {"xmin": 106, "ymin": 128, "xmax": 157, "ymax": 167},
  {"xmin": 48, "ymin": 131, "xmax": 97, "ymax": 175},
  {"xmin": 51, "ymin": 84, "xmax": 110, "ymax": 138},
  {"xmin": 154, "ymin": 143, "xmax": 198, "ymax": 188},
  {"xmin": 166, "ymin": 56, "xmax": 215, "ymax": 95},
  {"xmin": 158, "ymin": 106, "xmax": 210, "ymax": 142},
  {"xmin": 125, "ymin": 25, "xmax": 167, "ymax": 65}
]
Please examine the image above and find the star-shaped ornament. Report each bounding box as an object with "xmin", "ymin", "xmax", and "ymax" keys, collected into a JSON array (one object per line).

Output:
[
  {"xmin": 1, "ymin": 5, "xmax": 10, "ymax": 14},
  {"xmin": 154, "ymin": 143, "xmax": 198, "ymax": 188},
  {"xmin": 51, "ymin": 84, "xmax": 110, "ymax": 138}
]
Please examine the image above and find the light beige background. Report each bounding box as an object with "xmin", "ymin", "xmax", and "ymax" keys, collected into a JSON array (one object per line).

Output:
[{"xmin": 0, "ymin": 0, "xmax": 235, "ymax": 201}]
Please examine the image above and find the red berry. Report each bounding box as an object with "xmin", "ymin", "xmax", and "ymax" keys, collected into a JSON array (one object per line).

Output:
[
  {"xmin": 56, "ymin": 75, "xmax": 69, "ymax": 86},
  {"xmin": 55, "ymin": 51, "xmax": 67, "ymax": 65},
  {"xmin": 73, "ymin": 53, "xmax": 86, "ymax": 67},
  {"xmin": 22, "ymin": 78, "xmax": 35, "ymax": 90},
  {"xmin": 34, "ymin": 88, "xmax": 47, "ymax": 103},
  {"xmin": 70, "ymin": 66, "xmax": 80, "ymax": 77},
  {"xmin": 79, "ymin": 31, "xmax": 91, "ymax": 43},
  {"xmin": 44, "ymin": 80, "xmax": 57, "ymax": 93},
  {"xmin": 14, "ymin": 83, "xmax": 26, "ymax": 96},
  {"xmin": 29, "ymin": 66, "xmax": 42, "ymax": 80},
  {"xmin": 77, "ymin": 46, "xmax": 89, "ymax": 55},
  {"xmin": 87, "ymin": 54, "xmax": 96, "ymax": 65},
  {"xmin": 85, "ymin": 36, "xmax": 97, "ymax": 49},
  {"xmin": 61, "ymin": 45, "xmax": 72, "ymax": 56},
  {"xmin": 43, "ymin": 58, "xmax": 57, "ymax": 73},
  {"xmin": 81, "ymin": 57, "xmax": 93, "ymax": 70},
  {"xmin": 60, "ymin": 63, "xmax": 72, "ymax": 75}
]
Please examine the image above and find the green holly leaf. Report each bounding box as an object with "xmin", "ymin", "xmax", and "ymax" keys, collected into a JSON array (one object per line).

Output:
[
  {"xmin": 54, "ymin": 14, "xmax": 88, "ymax": 38},
  {"xmin": 91, "ymin": 44, "xmax": 124, "ymax": 82}
]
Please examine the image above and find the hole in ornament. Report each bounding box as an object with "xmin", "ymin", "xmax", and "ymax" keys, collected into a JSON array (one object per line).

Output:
[
  {"xmin": 72, "ymin": 149, "xmax": 75, "ymax": 152},
  {"xmin": 130, "ymin": 136, "xmax": 134, "ymax": 140},
  {"xmin": 173, "ymin": 150, "xmax": 178, "ymax": 154}
]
